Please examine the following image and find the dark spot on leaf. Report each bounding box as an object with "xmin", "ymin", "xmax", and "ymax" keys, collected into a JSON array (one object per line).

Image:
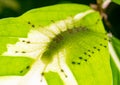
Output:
[
  {"xmin": 100, "ymin": 43, "xmax": 102, "ymax": 46},
  {"xmin": 97, "ymin": 49, "xmax": 100, "ymax": 51},
  {"xmin": 95, "ymin": 19, "xmax": 100, "ymax": 24},
  {"xmin": 84, "ymin": 52, "xmax": 87, "ymax": 55},
  {"xmin": 28, "ymin": 21, "xmax": 31, "ymax": 24},
  {"xmin": 79, "ymin": 57, "xmax": 83, "ymax": 59},
  {"xmin": 32, "ymin": 24, "xmax": 35, "ymax": 28},
  {"xmin": 51, "ymin": 20, "xmax": 55, "ymax": 23},
  {"xmin": 72, "ymin": 61, "xmax": 76, "ymax": 64},
  {"xmin": 77, "ymin": 63, "xmax": 80, "ymax": 65},
  {"xmin": 93, "ymin": 46, "xmax": 96, "ymax": 49},
  {"xmin": 84, "ymin": 59, "xmax": 87, "ymax": 62},
  {"xmin": 88, "ymin": 55, "xmax": 91, "ymax": 57},
  {"xmin": 104, "ymin": 45, "xmax": 107, "ymax": 48},
  {"xmin": 20, "ymin": 70, "xmax": 23, "ymax": 73},
  {"xmin": 26, "ymin": 66, "xmax": 30, "ymax": 69},
  {"xmin": 92, "ymin": 51, "xmax": 94, "ymax": 54},
  {"xmin": 88, "ymin": 50, "xmax": 90, "ymax": 52},
  {"xmin": 104, "ymin": 38, "xmax": 107, "ymax": 40}
]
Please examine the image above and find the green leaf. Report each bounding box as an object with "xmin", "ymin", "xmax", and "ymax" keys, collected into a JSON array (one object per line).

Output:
[
  {"xmin": 112, "ymin": 0, "xmax": 120, "ymax": 5},
  {"xmin": 109, "ymin": 36, "xmax": 120, "ymax": 85},
  {"xmin": 0, "ymin": 3, "xmax": 90, "ymax": 76},
  {"xmin": 111, "ymin": 36, "xmax": 120, "ymax": 59},
  {"xmin": 44, "ymin": 71, "xmax": 64, "ymax": 85},
  {"xmin": 0, "ymin": 3, "xmax": 112, "ymax": 85},
  {"xmin": 110, "ymin": 56, "xmax": 120, "ymax": 85},
  {"xmin": 0, "ymin": 56, "xmax": 33, "ymax": 76}
]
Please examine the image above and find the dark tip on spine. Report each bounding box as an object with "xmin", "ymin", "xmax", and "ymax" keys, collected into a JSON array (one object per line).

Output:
[
  {"xmin": 72, "ymin": 61, "xmax": 76, "ymax": 64},
  {"xmin": 40, "ymin": 80, "xmax": 42, "ymax": 82},
  {"xmin": 65, "ymin": 75, "xmax": 68, "ymax": 78},
  {"xmin": 84, "ymin": 59, "xmax": 87, "ymax": 62},
  {"xmin": 26, "ymin": 41, "xmax": 30, "ymax": 44},
  {"xmin": 79, "ymin": 57, "xmax": 83, "ymax": 59},
  {"xmin": 60, "ymin": 69, "xmax": 68, "ymax": 78},
  {"xmin": 21, "ymin": 51, "xmax": 26, "ymax": 53},
  {"xmin": 41, "ymin": 72, "xmax": 44, "ymax": 76},
  {"xmin": 61, "ymin": 69, "xmax": 64, "ymax": 72},
  {"xmin": 22, "ymin": 40, "xmax": 26, "ymax": 42},
  {"xmin": 15, "ymin": 51, "xmax": 18, "ymax": 53}
]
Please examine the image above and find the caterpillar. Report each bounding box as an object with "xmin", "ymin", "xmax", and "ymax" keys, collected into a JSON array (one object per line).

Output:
[{"xmin": 22, "ymin": 9, "xmax": 110, "ymax": 85}]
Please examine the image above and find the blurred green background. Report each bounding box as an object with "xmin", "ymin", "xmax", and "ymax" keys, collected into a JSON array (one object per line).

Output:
[
  {"xmin": 0, "ymin": 0, "xmax": 96, "ymax": 18},
  {"xmin": 0, "ymin": 0, "xmax": 120, "ymax": 39}
]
